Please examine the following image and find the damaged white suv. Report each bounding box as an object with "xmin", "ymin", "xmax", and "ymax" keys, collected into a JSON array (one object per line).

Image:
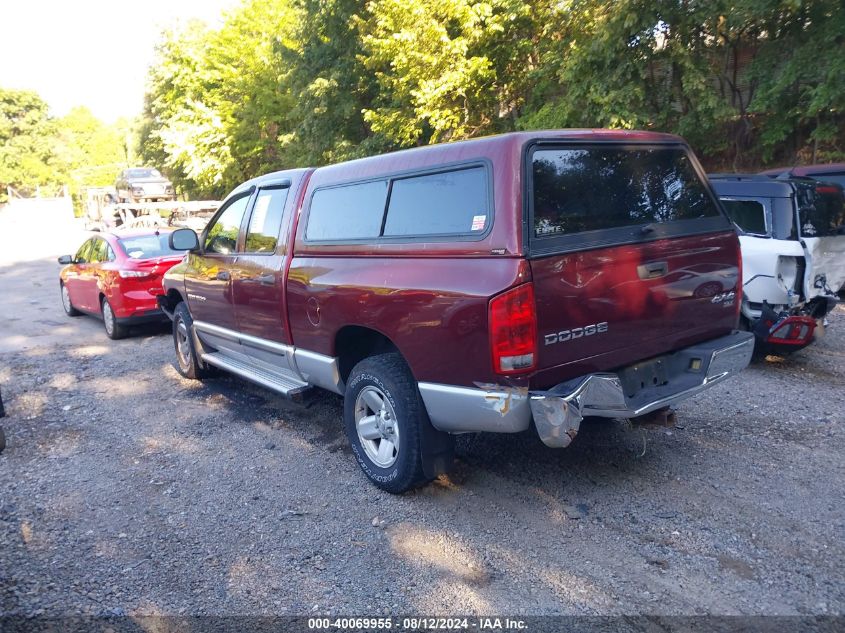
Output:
[{"xmin": 710, "ymin": 174, "xmax": 845, "ymax": 352}]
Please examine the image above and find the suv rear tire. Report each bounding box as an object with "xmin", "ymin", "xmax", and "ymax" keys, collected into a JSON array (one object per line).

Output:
[
  {"xmin": 344, "ymin": 353, "xmax": 431, "ymax": 494},
  {"xmin": 173, "ymin": 302, "xmax": 211, "ymax": 379}
]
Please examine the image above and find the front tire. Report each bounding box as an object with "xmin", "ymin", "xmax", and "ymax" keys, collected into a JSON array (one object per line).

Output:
[
  {"xmin": 60, "ymin": 283, "xmax": 81, "ymax": 317},
  {"xmin": 173, "ymin": 302, "xmax": 210, "ymax": 379},
  {"xmin": 101, "ymin": 297, "xmax": 127, "ymax": 340},
  {"xmin": 344, "ymin": 353, "xmax": 431, "ymax": 494}
]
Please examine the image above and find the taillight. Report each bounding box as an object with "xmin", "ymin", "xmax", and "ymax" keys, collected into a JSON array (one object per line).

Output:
[
  {"xmin": 766, "ymin": 316, "xmax": 816, "ymax": 345},
  {"xmin": 118, "ymin": 270, "xmax": 152, "ymax": 279},
  {"xmin": 489, "ymin": 282, "xmax": 537, "ymax": 375}
]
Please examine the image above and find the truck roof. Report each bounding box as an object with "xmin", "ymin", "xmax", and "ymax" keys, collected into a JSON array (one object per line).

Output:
[{"xmin": 311, "ymin": 129, "xmax": 685, "ymax": 185}]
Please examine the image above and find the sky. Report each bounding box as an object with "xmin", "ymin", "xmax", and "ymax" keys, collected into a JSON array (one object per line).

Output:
[{"xmin": 0, "ymin": 0, "xmax": 239, "ymax": 123}]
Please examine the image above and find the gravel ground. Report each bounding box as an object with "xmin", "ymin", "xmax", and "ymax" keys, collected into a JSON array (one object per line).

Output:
[{"xmin": 1, "ymin": 209, "xmax": 844, "ymax": 617}]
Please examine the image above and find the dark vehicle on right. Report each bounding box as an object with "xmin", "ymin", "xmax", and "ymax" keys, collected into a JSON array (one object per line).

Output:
[
  {"xmin": 115, "ymin": 168, "xmax": 176, "ymax": 203},
  {"xmin": 761, "ymin": 163, "xmax": 845, "ymax": 188},
  {"xmin": 710, "ymin": 174, "xmax": 845, "ymax": 351}
]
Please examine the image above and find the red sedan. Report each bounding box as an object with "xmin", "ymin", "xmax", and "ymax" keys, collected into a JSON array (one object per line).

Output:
[{"xmin": 58, "ymin": 229, "xmax": 184, "ymax": 339}]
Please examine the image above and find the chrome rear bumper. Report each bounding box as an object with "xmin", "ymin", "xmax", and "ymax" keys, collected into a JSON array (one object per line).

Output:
[
  {"xmin": 418, "ymin": 330, "xmax": 754, "ymax": 448},
  {"xmin": 530, "ymin": 330, "xmax": 754, "ymax": 447}
]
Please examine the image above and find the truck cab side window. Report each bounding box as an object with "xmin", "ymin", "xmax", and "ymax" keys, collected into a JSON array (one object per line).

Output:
[
  {"xmin": 244, "ymin": 188, "xmax": 289, "ymax": 253},
  {"xmin": 205, "ymin": 195, "xmax": 251, "ymax": 255}
]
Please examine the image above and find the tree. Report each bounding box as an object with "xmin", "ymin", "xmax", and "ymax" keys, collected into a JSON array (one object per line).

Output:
[
  {"xmin": 279, "ymin": 0, "xmax": 378, "ymax": 165},
  {"xmin": 0, "ymin": 88, "xmax": 59, "ymax": 198},
  {"xmin": 359, "ymin": 0, "xmax": 545, "ymax": 147}
]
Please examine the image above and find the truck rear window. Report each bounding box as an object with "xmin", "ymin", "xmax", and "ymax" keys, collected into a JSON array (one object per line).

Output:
[{"xmin": 531, "ymin": 146, "xmax": 722, "ymax": 239}]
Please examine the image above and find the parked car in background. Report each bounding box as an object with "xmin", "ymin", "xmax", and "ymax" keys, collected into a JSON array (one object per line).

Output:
[
  {"xmin": 158, "ymin": 130, "xmax": 754, "ymax": 493},
  {"xmin": 710, "ymin": 174, "xmax": 845, "ymax": 351},
  {"xmin": 58, "ymin": 229, "xmax": 184, "ymax": 339},
  {"xmin": 115, "ymin": 168, "xmax": 176, "ymax": 203},
  {"xmin": 761, "ymin": 163, "xmax": 845, "ymax": 188}
]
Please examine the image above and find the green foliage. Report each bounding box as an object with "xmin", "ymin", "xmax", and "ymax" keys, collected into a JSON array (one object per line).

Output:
[
  {"xmin": 279, "ymin": 0, "xmax": 378, "ymax": 165},
  {"xmin": 0, "ymin": 90, "xmax": 126, "ymax": 205},
  {"xmin": 0, "ymin": 88, "xmax": 58, "ymax": 197},
  {"xmin": 136, "ymin": 0, "xmax": 845, "ymax": 194}
]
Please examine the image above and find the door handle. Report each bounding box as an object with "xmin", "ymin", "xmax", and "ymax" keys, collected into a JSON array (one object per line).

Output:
[
  {"xmin": 241, "ymin": 273, "xmax": 275, "ymax": 284},
  {"xmin": 637, "ymin": 261, "xmax": 668, "ymax": 279},
  {"xmin": 216, "ymin": 271, "xmax": 231, "ymax": 281}
]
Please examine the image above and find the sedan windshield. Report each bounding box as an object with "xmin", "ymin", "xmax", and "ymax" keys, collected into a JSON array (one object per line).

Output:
[{"xmin": 118, "ymin": 234, "xmax": 179, "ymax": 259}]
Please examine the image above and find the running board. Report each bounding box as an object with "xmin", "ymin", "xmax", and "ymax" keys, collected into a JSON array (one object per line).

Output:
[{"xmin": 200, "ymin": 352, "xmax": 312, "ymax": 399}]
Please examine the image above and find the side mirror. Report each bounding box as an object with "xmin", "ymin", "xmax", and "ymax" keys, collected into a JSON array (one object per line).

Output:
[
  {"xmin": 169, "ymin": 228, "xmax": 200, "ymax": 251},
  {"xmin": 57, "ymin": 255, "xmax": 74, "ymax": 265}
]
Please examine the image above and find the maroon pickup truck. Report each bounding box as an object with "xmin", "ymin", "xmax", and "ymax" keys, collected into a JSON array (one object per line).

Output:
[{"xmin": 159, "ymin": 130, "xmax": 754, "ymax": 492}]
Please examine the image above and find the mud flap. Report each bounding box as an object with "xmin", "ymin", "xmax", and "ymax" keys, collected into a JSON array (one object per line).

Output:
[{"xmin": 419, "ymin": 412, "xmax": 455, "ymax": 479}]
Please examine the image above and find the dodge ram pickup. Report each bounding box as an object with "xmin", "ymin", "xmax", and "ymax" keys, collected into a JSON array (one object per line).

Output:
[{"xmin": 158, "ymin": 130, "xmax": 755, "ymax": 493}]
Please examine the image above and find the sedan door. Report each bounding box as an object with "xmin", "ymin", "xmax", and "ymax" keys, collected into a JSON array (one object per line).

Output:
[{"xmin": 64, "ymin": 239, "xmax": 96, "ymax": 311}]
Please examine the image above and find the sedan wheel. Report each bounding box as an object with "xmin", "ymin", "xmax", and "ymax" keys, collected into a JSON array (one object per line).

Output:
[
  {"xmin": 60, "ymin": 283, "xmax": 81, "ymax": 317},
  {"xmin": 101, "ymin": 298, "xmax": 127, "ymax": 340}
]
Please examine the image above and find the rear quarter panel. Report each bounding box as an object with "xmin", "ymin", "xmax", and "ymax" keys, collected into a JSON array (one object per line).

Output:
[
  {"xmin": 286, "ymin": 257, "xmax": 527, "ymax": 386},
  {"xmin": 287, "ymin": 135, "xmax": 528, "ymax": 387}
]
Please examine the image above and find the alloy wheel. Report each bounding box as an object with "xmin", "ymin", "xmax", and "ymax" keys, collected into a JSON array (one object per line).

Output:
[
  {"xmin": 103, "ymin": 302, "xmax": 115, "ymax": 336},
  {"xmin": 61, "ymin": 285, "xmax": 72, "ymax": 313},
  {"xmin": 176, "ymin": 320, "xmax": 192, "ymax": 369},
  {"xmin": 354, "ymin": 386, "xmax": 400, "ymax": 468}
]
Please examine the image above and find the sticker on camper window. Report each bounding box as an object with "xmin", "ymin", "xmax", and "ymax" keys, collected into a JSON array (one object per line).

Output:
[{"xmin": 471, "ymin": 215, "xmax": 486, "ymax": 231}]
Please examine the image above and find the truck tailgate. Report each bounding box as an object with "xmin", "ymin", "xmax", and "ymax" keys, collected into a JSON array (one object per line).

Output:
[
  {"xmin": 525, "ymin": 141, "xmax": 740, "ymax": 388},
  {"xmin": 530, "ymin": 232, "xmax": 740, "ymax": 386}
]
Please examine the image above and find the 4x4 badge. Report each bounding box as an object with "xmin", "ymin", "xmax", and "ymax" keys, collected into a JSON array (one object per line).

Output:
[{"xmin": 710, "ymin": 291, "xmax": 735, "ymax": 305}]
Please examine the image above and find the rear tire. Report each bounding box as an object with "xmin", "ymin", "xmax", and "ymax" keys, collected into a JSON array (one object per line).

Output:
[
  {"xmin": 101, "ymin": 298, "xmax": 127, "ymax": 340},
  {"xmin": 344, "ymin": 353, "xmax": 431, "ymax": 494},
  {"xmin": 173, "ymin": 302, "xmax": 211, "ymax": 379},
  {"xmin": 60, "ymin": 282, "xmax": 81, "ymax": 317}
]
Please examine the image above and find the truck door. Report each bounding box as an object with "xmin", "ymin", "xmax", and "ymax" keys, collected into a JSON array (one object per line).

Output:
[
  {"xmin": 184, "ymin": 192, "xmax": 253, "ymax": 338},
  {"xmin": 232, "ymin": 185, "xmax": 292, "ymax": 343}
]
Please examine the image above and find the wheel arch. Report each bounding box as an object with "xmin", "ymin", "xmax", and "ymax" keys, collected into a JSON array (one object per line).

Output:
[
  {"xmin": 159, "ymin": 288, "xmax": 187, "ymax": 315},
  {"xmin": 333, "ymin": 325, "xmax": 405, "ymax": 384}
]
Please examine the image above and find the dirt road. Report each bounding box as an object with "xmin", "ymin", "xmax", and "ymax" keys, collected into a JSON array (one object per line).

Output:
[{"xmin": 1, "ymin": 207, "xmax": 843, "ymax": 616}]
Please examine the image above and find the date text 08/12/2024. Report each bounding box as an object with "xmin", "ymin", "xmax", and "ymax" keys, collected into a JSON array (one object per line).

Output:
[{"xmin": 307, "ymin": 617, "xmax": 528, "ymax": 630}]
